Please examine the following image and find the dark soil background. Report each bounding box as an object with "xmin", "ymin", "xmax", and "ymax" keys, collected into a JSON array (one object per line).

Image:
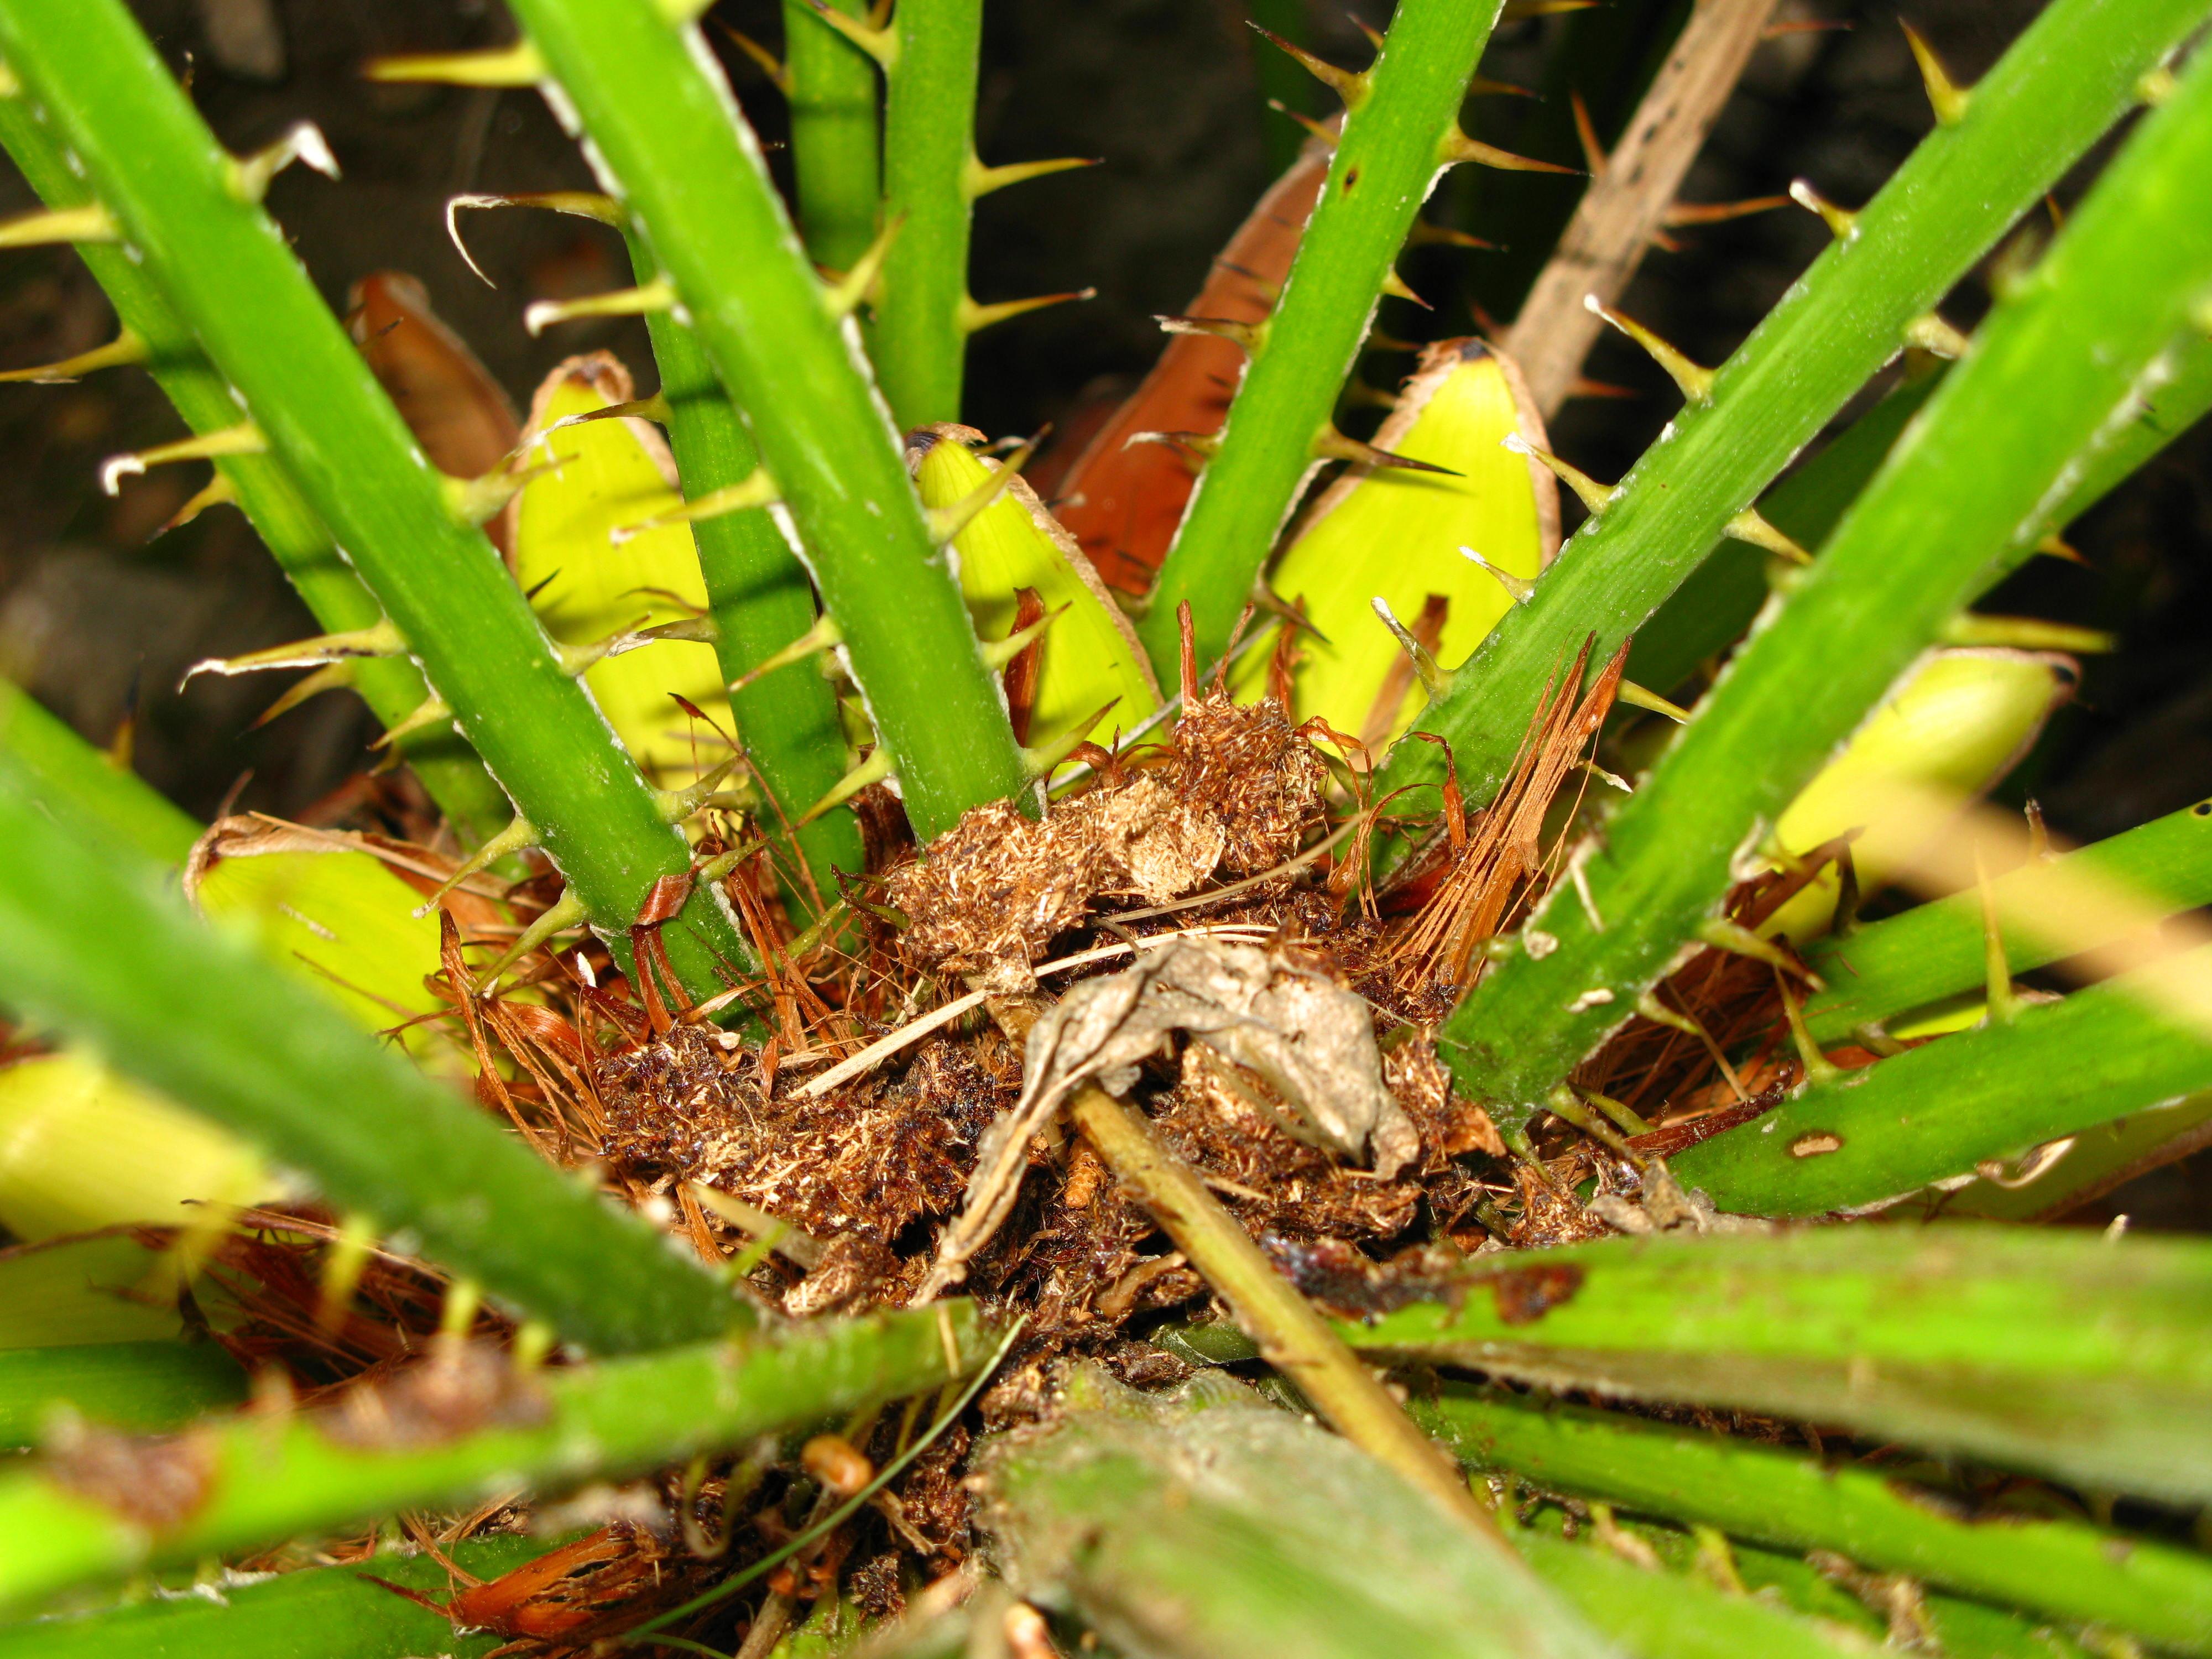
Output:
[{"xmin": 2, "ymin": 0, "xmax": 2205, "ymax": 1215}]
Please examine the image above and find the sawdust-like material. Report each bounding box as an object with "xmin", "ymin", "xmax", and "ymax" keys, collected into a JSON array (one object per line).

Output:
[{"xmin": 884, "ymin": 689, "xmax": 1325, "ymax": 994}]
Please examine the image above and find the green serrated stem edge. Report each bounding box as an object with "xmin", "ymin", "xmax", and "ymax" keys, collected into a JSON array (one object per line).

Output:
[
  {"xmin": 1344, "ymin": 1225, "xmax": 2212, "ymax": 1504},
  {"xmin": 1376, "ymin": 0, "xmax": 2212, "ymax": 828},
  {"xmin": 1674, "ymin": 945, "xmax": 2212, "ymax": 1217},
  {"xmin": 0, "ymin": 677, "xmax": 198, "ymax": 864},
  {"xmin": 1435, "ymin": 32, "xmax": 2212, "ymax": 1119},
  {"xmin": 874, "ymin": 0, "xmax": 982, "ymax": 429},
  {"xmin": 0, "ymin": 0, "xmax": 755, "ymax": 997},
  {"xmin": 0, "ymin": 94, "xmax": 510, "ymax": 847},
  {"xmin": 1136, "ymin": 0, "xmax": 1507, "ymax": 679},
  {"xmin": 0, "ymin": 1304, "xmax": 985, "ymax": 1615},
  {"xmin": 508, "ymin": 0, "xmax": 1025, "ymax": 841},
  {"xmin": 784, "ymin": 0, "xmax": 882, "ymax": 270},
  {"xmin": 1417, "ymin": 1383, "xmax": 2212, "ymax": 1655},
  {"xmin": 1804, "ymin": 795, "xmax": 2212, "ymax": 1043},
  {"xmin": 0, "ymin": 754, "xmax": 744, "ymax": 1357},
  {"xmin": 627, "ymin": 238, "xmax": 864, "ymax": 915}
]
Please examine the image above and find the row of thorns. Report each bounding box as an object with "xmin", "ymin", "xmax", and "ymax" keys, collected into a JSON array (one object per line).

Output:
[{"xmin": 96, "ymin": 617, "xmax": 1855, "ymax": 1654}]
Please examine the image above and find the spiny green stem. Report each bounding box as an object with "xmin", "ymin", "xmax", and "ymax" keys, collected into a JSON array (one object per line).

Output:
[
  {"xmin": 0, "ymin": 94, "xmax": 509, "ymax": 846},
  {"xmin": 1136, "ymin": 0, "xmax": 1511, "ymax": 679},
  {"xmin": 0, "ymin": 0, "xmax": 753, "ymax": 997},
  {"xmin": 0, "ymin": 1535, "xmax": 555, "ymax": 1659},
  {"xmin": 1343, "ymin": 1225, "xmax": 2212, "ymax": 1504},
  {"xmin": 1376, "ymin": 0, "xmax": 2212, "ymax": 829},
  {"xmin": 625, "ymin": 239, "xmax": 863, "ymax": 915},
  {"xmin": 1675, "ymin": 946, "xmax": 2212, "ymax": 1217},
  {"xmin": 0, "ymin": 677, "xmax": 197, "ymax": 865},
  {"xmin": 1416, "ymin": 1384, "xmax": 2212, "ymax": 1655},
  {"xmin": 784, "ymin": 0, "xmax": 883, "ymax": 269},
  {"xmin": 0, "ymin": 1344, "xmax": 245, "ymax": 1451},
  {"xmin": 874, "ymin": 0, "xmax": 982, "ymax": 427},
  {"xmin": 1434, "ymin": 33, "xmax": 2212, "ymax": 1123},
  {"xmin": 0, "ymin": 1305, "xmax": 985, "ymax": 1614},
  {"xmin": 0, "ymin": 756, "xmax": 745, "ymax": 1356},
  {"xmin": 1803, "ymin": 796, "xmax": 2212, "ymax": 1044},
  {"xmin": 505, "ymin": 0, "xmax": 1026, "ymax": 840}
]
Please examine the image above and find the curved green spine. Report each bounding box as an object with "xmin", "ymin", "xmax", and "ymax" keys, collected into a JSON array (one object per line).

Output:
[
  {"xmin": 0, "ymin": 0, "xmax": 754, "ymax": 997},
  {"xmin": 874, "ymin": 0, "xmax": 983, "ymax": 429},
  {"xmin": 0, "ymin": 1304, "xmax": 985, "ymax": 1615},
  {"xmin": 1135, "ymin": 0, "xmax": 1508, "ymax": 680},
  {"xmin": 0, "ymin": 95, "xmax": 509, "ymax": 847},
  {"xmin": 1374, "ymin": 0, "xmax": 2212, "ymax": 826},
  {"xmin": 507, "ymin": 0, "xmax": 1025, "ymax": 841},
  {"xmin": 628, "ymin": 247, "xmax": 864, "ymax": 912},
  {"xmin": 785, "ymin": 0, "xmax": 883, "ymax": 270},
  {"xmin": 1434, "ymin": 36, "xmax": 2212, "ymax": 1121},
  {"xmin": 0, "ymin": 753, "xmax": 743, "ymax": 1356}
]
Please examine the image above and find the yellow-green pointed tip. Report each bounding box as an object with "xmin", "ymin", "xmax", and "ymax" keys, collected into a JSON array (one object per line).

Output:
[
  {"xmin": 958, "ymin": 289, "xmax": 1097, "ymax": 335},
  {"xmin": 1582, "ymin": 295, "xmax": 1714, "ymax": 404},
  {"xmin": 1900, "ymin": 23, "xmax": 1972, "ymax": 126},
  {"xmin": 711, "ymin": 19, "xmax": 792, "ymax": 94},
  {"xmin": 0, "ymin": 202, "xmax": 118, "ymax": 249},
  {"xmin": 1788, "ymin": 178, "xmax": 1858, "ymax": 241},
  {"xmin": 822, "ymin": 213, "xmax": 904, "ymax": 319},
  {"xmin": 801, "ymin": 0, "xmax": 899, "ymax": 69},
  {"xmin": 1458, "ymin": 545, "xmax": 1535, "ymax": 606},
  {"xmin": 1501, "ymin": 431, "xmax": 1613, "ymax": 514},
  {"xmin": 0, "ymin": 328, "xmax": 148, "ymax": 385},
  {"xmin": 227, "ymin": 122, "xmax": 340, "ymax": 204},
  {"xmin": 100, "ymin": 421, "xmax": 267, "ymax": 497},
  {"xmin": 524, "ymin": 277, "xmax": 677, "ymax": 337},
  {"xmin": 1248, "ymin": 24, "xmax": 1369, "ymax": 109},
  {"xmin": 1439, "ymin": 128, "xmax": 1581, "ymax": 177},
  {"xmin": 363, "ymin": 42, "xmax": 546, "ymax": 86},
  {"xmin": 965, "ymin": 154, "xmax": 1103, "ymax": 201},
  {"xmin": 446, "ymin": 191, "xmax": 623, "ymax": 287}
]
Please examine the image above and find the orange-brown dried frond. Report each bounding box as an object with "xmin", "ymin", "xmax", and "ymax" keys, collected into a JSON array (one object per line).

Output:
[{"xmin": 1388, "ymin": 637, "xmax": 1627, "ymax": 1000}]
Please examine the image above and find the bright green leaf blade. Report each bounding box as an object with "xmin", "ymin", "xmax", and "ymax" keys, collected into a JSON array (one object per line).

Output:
[
  {"xmin": 0, "ymin": 1305, "xmax": 986, "ymax": 1615},
  {"xmin": 1342, "ymin": 1225, "xmax": 2212, "ymax": 1503},
  {"xmin": 1672, "ymin": 948, "xmax": 2212, "ymax": 1217},
  {"xmin": 0, "ymin": 1535, "xmax": 549, "ymax": 1659},
  {"xmin": 0, "ymin": 680, "xmax": 197, "ymax": 867},
  {"xmin": 0, "ymin": 755, "xmax": 742, "ymax": 1356},
  {"xmin": 0, "ymin": 1343, "xmax": 246, "ymax": 1452},
  {"xmin": 1417, "ymin": 1384, "xmax": 2212, "ymax": 1655}
]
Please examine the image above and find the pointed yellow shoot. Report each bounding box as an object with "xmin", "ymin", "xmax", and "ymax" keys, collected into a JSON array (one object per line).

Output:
[
  {"xmin": 1460, "ymin": 545, "xmax": 1536, "ymax": 607},
  {"xmin": 1901, "ymin": 24, "xmax": 1971, "ymax": 127},
  {"xmin": 363, "ymin": 41, "xmax": 547, "ymax": 86},
  {"xmin": 1369, "ymin": 597, "xmax": 1451, "ymax": 698},
  {"xmin": 1773, "ymin": 968, "xmax": 1843, "ymax": 1083},
  {"xmin": 1975, "ymin": 847, "xmax": 2022, "ymax": 1026},
  {"xmin": 1941, "ymin": 613, "xmax": 2114, "ymax": 653},
  {"xmin": 910, "ymin": 424, "xmax": 1161, "ymax": 752},
  {"xmin": 524, "ymin": 276, "xmax": 677, "ymax": 337},
  {"xmin": 1500, "ymin": 0, "xmax": 1597, "ymax": 16},
  {"xmin": 1584, "ymin": 296, "xmax": 1714, "ymax": 404},
  {"xmin": 1765, "ymin": 648, "xmax": 2077, "ymax": 940},
  {"xmin": 925, "ymin": 432, "xmax": 1042, "ymax": 545},
  {"xmin": 0, "ymin": 1053, "xmax": 266, "ymax": 1241},
  {"xmin": 978, "ymin": 602, "xmax": 1066, "ymax": 670},
  {"xmin": 1250, "ymin": 25, "xmax": 1370, "ymax": 111},
  {"xmin": 227, "ymin": 121, "xmax": 341, "ymax": 204},
  {"xmin": 160, "ymin": 471, "xmax": 242, "ymax": 536},
  {"xmin": 512, "ymin": 356, "xmax": 733, "ymax": 785},
  {"xmin": 712, "ymin": 21, "xmax": 791, "ymax": 93},
  {"xmin": 446, "ymin": 191, "xmax": 623, "ymax": 287},
  {"xmin": 656, "ymin": 755, "xmax": 751, "ymax": 823},
  {"xmin": 1379, "ymin": 267, "xmax": 1429, "ymax": 308},
  {"xmin": 474, "ymin": 886, "xmax": 588, "ymax": 994},
  {"xmin": 1788, "ymin": 178, "xmax": 1858, "ymax": 241},
  {"xmin": 957, "ymin": 289, "xmax": 1097, "ymax": 335},
  {"xmin": 802, "ymin": 0, "xmax": 898, "ymax": 69},
  {"xmin": 0, "ymin": 202, "xmax": 116, "ymax": 248},
  {"xmin": 731, "ymin": 613, "xmax": 843, "ymax": 694},
  {"xmin": 1234, "ymin": 340, "xmax": 1557, "ymax": 746},
  {"xmin": 1024, "ymin": 698, "xmax": 1123, "ymax": 782},
  {"xmin": 1157, "ymin": 313, "xmax": 1268, "ymax": 354},
  {"xmin": 1615, "ymin": 680, "xmax": 1692, "ymax": 723},
  {"xmin": 1407, "ymin": 220, "xmax": 1498, "ymax": 252},
  {"xmin": 0, "ymin": 328, "xmax": 146, "ymax": 384},
  {"xmin": 964, "ymin": 154, "xmax": 1101, "ymax": 201},
  {"xmin": 101, "ymin": 421, "xmax": 265, "ymax": 497},
  {"xmin": 190, "ymin": 818, "xmax": 460, "ymax": 1071},
  {"xmin": 182, "ymin": 618, "xmax": 404, "ymax": 687}
]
